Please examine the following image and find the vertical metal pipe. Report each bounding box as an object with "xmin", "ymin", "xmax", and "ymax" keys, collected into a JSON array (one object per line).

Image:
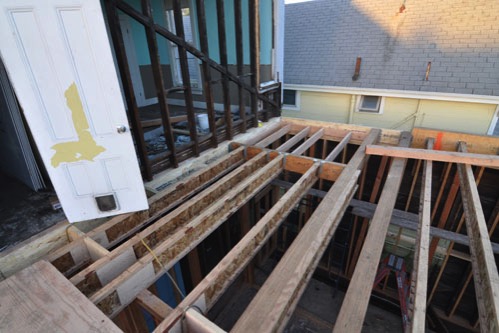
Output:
[
  {"xmin": 249, "ymin": 0, "xmax": 260, "ymax": 127},
  {"xmin": 234, "ymin": 0, "xmax": 246, "ymax": 132},
  {"xmin": 194, "ymin": 0, "xmax": 217, "ymax": 148},
  {"xmin": 216, "ymin": 0, "xmax": 233, "ymax": 139},
  {"xmin": 173, "ymin": 0, "xmax": 199, "ymax": 155},
  {"xmin": 105, "ymin": 0, "xmax": 152, "ymax": 179}
]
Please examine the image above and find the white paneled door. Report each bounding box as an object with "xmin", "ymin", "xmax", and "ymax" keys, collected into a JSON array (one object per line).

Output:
[{"xmin": 0, "ymin": 0, "xmax": 148, "ymax": 222}]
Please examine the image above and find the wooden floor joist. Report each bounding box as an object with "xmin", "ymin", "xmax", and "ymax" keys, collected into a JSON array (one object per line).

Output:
[
  {"xmin": 456, "ymin": 143, "xmax": 499, "ymax": 332},
  {"xmin": 231, "ymin": 129, "xmax": 380, "ymax": 333},
  {"xmin": 154, "ymin": 163, "xmax": 320, "ymax": 332},
  {"xmin": 90, "ymin": 155, "xmax": 284, "ymax": 317},
  {"xmin": 407, "ymin": 139, "xmax": 433, "ymax": 332},
  {"xmin": 333, "ymin": 132, "xmax": 411, "ymax": 333},
  {"xmin": 3, "ymin": 120, "xmax": 499, "ymax": 333},
  {"xmin": 68, "ymin": 152, "xmax": 268, "ymax": 295}
]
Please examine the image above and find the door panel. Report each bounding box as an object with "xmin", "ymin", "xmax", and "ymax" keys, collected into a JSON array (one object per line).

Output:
[{"xmin": 0, "ymin": 0, "xmax": 148, "ymax": 222}]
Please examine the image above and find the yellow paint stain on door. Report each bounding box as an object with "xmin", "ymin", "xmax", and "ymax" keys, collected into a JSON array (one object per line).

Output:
[{"xmin": 51, "ymin": 83, "xmax": 106, "ymax": 167}]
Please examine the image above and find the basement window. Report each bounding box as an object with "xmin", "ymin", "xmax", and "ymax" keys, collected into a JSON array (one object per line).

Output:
[
  {"xmin": 283, "ymin": 89, "xmax": 300, "ymax": 110},
  {"xmin": 357, "ymin": 95, "xmax": 383, "ymax": 114}
]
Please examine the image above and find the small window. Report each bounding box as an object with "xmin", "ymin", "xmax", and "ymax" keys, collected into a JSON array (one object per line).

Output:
[
  {"xmin": 283, "ymin": 89, "xmax": 298, "ymax": 109},
  {"xmin": 358, "ymin": 95, "xmax": 382, "ymax": 113}
]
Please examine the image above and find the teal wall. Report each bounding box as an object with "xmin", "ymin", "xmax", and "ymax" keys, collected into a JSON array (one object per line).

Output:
[
  {"xmin": 205, "ymin": 0, "xmax": 272, "ymax": 65},
  {"xmin": 124, "ymin": 0, "xmax": 170, "ymax": 65},
  {"xmin": 119, "ymin": 0, "xmax": 273, "ymax": 65}
]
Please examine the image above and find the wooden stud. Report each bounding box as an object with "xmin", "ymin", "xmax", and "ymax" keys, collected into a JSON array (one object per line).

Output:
[
  {"xmin": 104, "ymin": 0, "xmax": 152, "ymax": 179},
  {"xmin": 249, "ymin": 0, "xmax": 260, "ymax": 126},
  {"xmin": 231, "ymin": 129, "xmax": 380, "ymax": 333},
  {"xmin": 216, "ymin": 0, "xmax": 233, "ymax": 140},
  {"xmin": 234, "ymin": 0, "xmax": 246, "ymax": 132},
  {"xmin": 141, "ymin": 0, "xmax": 178, "ymax": 167},
  {"xmin": 333, "ymin": 132, "xmax": 411, "ymax": 333},
  {"xmin": 194, "ymin": 0, "xmax": 217, "ymax": 148}
]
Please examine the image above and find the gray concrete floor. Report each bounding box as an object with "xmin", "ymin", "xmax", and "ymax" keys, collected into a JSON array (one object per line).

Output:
[{"xmin": 0, "ymin": 172, "xmax": 65, "ymax": 251}]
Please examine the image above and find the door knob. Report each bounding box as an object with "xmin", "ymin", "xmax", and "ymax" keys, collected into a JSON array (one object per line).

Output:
[{"xmin": 117, "ymin": 125, "xmax": 127, "ymax": 133}]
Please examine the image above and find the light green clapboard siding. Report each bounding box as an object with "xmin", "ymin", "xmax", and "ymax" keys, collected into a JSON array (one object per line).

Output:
[
  {"xmin": 282, "ymin": 91, "xmax": 350, "ymax": 123},
  {"xmin": 416, "ymin": 100, "xmax": 496, "ymax": 135},
  {"xmin": 283, "ymin": 90, "xmax": 497, "ymax": 135},
  {"xmin": 353, "ymin": 97, "xmax": 419, "ymax": 131}
]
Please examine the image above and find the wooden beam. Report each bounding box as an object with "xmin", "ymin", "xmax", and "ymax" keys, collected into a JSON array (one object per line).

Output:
[
  {"xmin": 271, "ymin": 179, "xmax": 499, "ymax": 254},
  {"xmin": 136, "ymin": 290, "xmax": 172, "ymax": 323},
  {"xmin": 45, "ymin": 147, "xmax": 246, "ymax": 275},
  {"xmin": 456, "ymin": 142, "xmax": 499, "ymax": 332},
  {"xmin": 241, "ymin": 145, "xmax": 345, "ymax": 182},
  {"xmin": 407, "ymin": 139, "xmax": 433, "ymax": 332},
  {"xmin": 255, "ymin": 125, "xmax": 291, "ymax": 148},
  {"xmin": 366, "ymin": 145, "xmax": 499, "ymax": 168},
  {"xmin": 276, "ymin": 127, "xmax": 310, "ymax": 152},
  {"xmin": 154, "ymin": 163, "xmax": 320, "ymax": 332},
  {"xmin": 325, "ymin": 132, "xmax": 352, "ymax": 162},
  {"xmin": 231, "ymin": 129, "xmax": 380, "ymax": 333},
  {"xmin": 184, "ymin": 308, "xmax": 226, "ymax": 333},
  {"xmin": 292, "ymin": 128, "xmax": 324, "ymax": 155},
  {"xmin": 216, "ymin": 0, "xmax": 232, "ymax": 140},
  {"xmin": 333, "ymin": 132, "xmax": 411, "ymax": 333},
  {"xmin": 89, "ymin": 156, "xmax": 284, "ymax": 317},
  {"xmin": 141, "ymin": 115, "xmax": 188, "ymax": 128},
  {"xmin": 347, "ymin": 154, "xmax": 389, "ymax": 277},
  {"xmin": 282, "ymin": 117, "xmax": 400, "ymax": 145},
  {"xmin": 411, "ymin": 127, "xmax": 499, "ymax": 155},
  {"xmin": 194, "ymin": 0, "xmax": 217, "ymax": 147},
  {"xmin": 447, "ymin": 200, "xmax": 499, "ymax": 317},
  {"xmin": 69, "ymin": 152, "xmax": 268, "ymax": 296},
  {"xmin": 236, "ymin": 121, "xmax": 283, "ymax": 146}
]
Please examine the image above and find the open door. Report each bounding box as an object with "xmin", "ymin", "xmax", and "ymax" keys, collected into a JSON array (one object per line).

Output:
[{"xmin": 0, "ymin": 0, "xmax": 148, "ymax": 222}]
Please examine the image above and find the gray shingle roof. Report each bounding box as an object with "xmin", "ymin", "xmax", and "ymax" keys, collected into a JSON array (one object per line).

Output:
[{"xmin": 284, "ymin": 0, "xmax": 499, "ymax": 96}]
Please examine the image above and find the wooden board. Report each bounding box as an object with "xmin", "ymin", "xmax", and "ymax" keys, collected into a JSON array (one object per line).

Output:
[
  {"xmin": 333, "ymin": 132, "xmax": 412, "ymax": 333},
  {"xmin": 412, "ymin": 127, "xmax": 499, "ymax": 155},
  {"xmin": 0, "ymin": 260, "xmax": 121, "ymax": 332},
  {"xmin": 457, "ymin": 144, "xmax": 499, "ymax": 332},
  {"xmin": 282, "ymin": 118, "xmax": 400, "ymax": 145},
  {"xmin": 366, "ymin": 145, "xmax": 499, "ymax": 168},
  {"xmin": 231, "ymin": 129, "xmax": 380, "ymax": 333}
]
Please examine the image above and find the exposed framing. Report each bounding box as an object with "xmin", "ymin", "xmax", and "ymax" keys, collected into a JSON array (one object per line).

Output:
[{"xmin": 1, "ymin": 119, "xmax": 499, "ymax": 332}]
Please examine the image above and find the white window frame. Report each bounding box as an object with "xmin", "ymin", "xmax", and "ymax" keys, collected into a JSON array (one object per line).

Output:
[
  {"xmin": 164, "ymin": 0, "xmax": 202, "ymax": 94},
  {"xmin": 487, "ymin": 105, "xmax": 499, "ymax": 135},
  {"xmin": 282, "ymin": 89, "xmax": 300, "ymax": 111},
  {"xmin": 356, "ymin": 95, "xmax": 385, "ymax": 114}
]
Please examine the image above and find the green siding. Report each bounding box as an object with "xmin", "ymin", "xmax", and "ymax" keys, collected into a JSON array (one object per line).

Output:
[{"xmin": 283, "ymin": 90, "xmax": 497, "ymax": 135}]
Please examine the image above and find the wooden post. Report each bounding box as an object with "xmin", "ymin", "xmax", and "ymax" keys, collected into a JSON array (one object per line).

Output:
[
  {"xmin": 194, "ymin": 0, "xmax": 217, "ymax": 148},
  {"xmin": 249, "ymin": 0, "xmax": 260, "ymax": 126},
  {"xmin": 216, "ymin": 0, "xmax": 233, "ymax": 139},
  {"xmin": 456, "ymin": 142, "xmax": 499, "ymax": 332},
  {"xmin": 407, "ymin": 139, "xmax": 433, "ymax": 332},
  {"xmin": 234, "ymin": 0, "xmax": 246, "ymax": 132},
  {"xmin": 105, "ymin": 0, "xmax": 152, "ymax": 179},
  {"xmin": 172, "ymin": 0, "xmax": 199, "ymax": 155},
  {"xmin": 334, "ymin": 132, "xmax": 411, "ymax": 333},
  {"xmin": 141, "ymin": 0, "xmax": 177, "ymax": 167}
]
